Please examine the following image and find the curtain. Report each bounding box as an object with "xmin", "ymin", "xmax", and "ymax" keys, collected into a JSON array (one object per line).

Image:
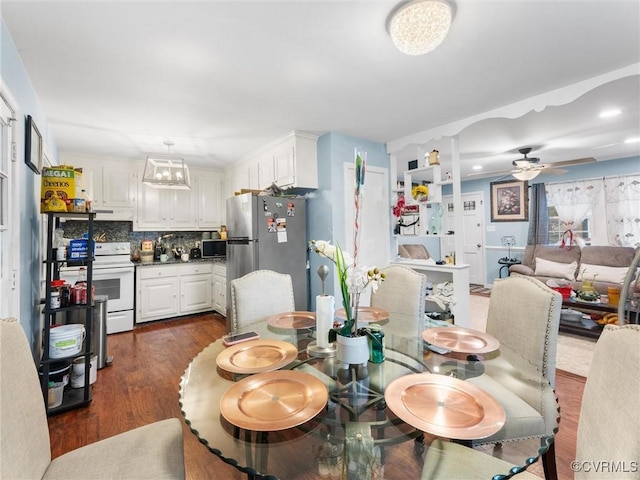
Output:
[
  {"xmin": 604, "ymin": 174, "xmax": 640, "ymax": 247},
  {"xmin": 546, "ymin": 179, "xmax": 603, "ymax": 245},
  {"xmin": 527, "ymin": 182, "xmax": 549, "ymax": 245}
]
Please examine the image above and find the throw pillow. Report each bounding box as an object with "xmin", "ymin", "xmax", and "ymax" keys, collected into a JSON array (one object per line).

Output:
[
  {"xmin": 578, "ymin": 263, "xmax": 628, "ymax": 284},
  {"xmin": 534, "ymin": 257, "xmax": 578, "ymax": 281}
]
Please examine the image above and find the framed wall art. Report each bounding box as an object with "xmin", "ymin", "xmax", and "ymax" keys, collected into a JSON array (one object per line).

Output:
[
  {"xmin": 490, "ymin": 179, "xmax": 529, "ymax": 222},
  {"xmin": 25, "ymin": 115, "xmax": 42, "ymax": 174}
]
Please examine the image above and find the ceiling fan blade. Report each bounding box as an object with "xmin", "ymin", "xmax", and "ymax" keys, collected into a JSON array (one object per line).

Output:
[
  {"xmin": 467, "ymin": 169, "xmax": 511, "ymax": 177},
  {"xmin": 544, "ymin": 167, "xmax": 568, "ymax": 175},
  {"xmin": 551, "ymin": 157, "xmax": 596, "ymax": 168}
]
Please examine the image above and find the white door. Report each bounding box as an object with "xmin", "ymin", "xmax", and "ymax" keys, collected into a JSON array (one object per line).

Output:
[
  {"xmin": 343, "ymin": 164, "xmax": 390, "ymax": 270},
  {"xmin": 443, "ymin": 192, "xmax": 486, "ymax": 285},
  {"xmin": 0, "ymin": 92, "xmax": 18, "ymax": 318}
]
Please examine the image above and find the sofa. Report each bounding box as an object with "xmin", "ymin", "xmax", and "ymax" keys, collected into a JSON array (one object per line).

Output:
[{"xmin": 509, "ymin": 244, "xmax": 637, "ymax": 294}]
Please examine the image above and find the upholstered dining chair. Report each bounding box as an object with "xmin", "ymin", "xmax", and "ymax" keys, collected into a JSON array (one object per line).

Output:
[
  {"xmin": 0, "ymin": 317, "xmax": 185, "ymax": 480},
  {"xmin": 229, "ymin": 269, "xmax": 295, "ymax": 332},
  {"xmin": 465, "ymin": 276, "xmax": 562, "ymax": 478},
  {"xmin": 422, "ymin": 324, "xmax": 640, "ymax": 479},
  {"xmin": 370, "ymin": 264, "xmax": 427, "ymax": 339}
]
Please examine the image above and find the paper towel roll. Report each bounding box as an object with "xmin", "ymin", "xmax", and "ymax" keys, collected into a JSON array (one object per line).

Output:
[{"xmin": 316, "ymin": 295, "xmax": 335, "ymax": 348}]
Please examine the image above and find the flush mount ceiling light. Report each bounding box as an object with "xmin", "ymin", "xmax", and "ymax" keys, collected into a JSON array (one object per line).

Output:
[
  {"xmin": 387, "ymin": 0, "xmax": 454, "ymax": 55},
  {"xmin": 142, "ymin": 141, "xmax": 191, "ymax": 190}
]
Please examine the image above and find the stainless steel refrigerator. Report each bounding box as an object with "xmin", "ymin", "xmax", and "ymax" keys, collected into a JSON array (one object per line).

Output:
[{"xmin": 225, "ymin": 193, "xmax": 308, "ymax": 328}]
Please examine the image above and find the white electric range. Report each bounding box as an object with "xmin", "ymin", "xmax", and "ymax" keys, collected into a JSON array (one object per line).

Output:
[{"xmin": 60, "ymin": 242, "xmax": 134, "ymax": 333}]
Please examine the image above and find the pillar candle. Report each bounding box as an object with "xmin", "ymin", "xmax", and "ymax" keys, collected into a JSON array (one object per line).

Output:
[{"xmin": 316, "ymin": 295, "xmax": 334, "ymax": 348}]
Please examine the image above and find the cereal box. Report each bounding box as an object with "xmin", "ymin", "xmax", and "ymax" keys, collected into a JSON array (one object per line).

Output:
[{"xmin": 41, "ymin": 166, "xmax": 83, "ymax": 213}]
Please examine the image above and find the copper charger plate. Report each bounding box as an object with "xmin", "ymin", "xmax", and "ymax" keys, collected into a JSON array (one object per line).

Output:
[
  {"xmin": 267, "ymin": 311, "xmax": 316, "ymax": 330},
  {"xmin": 220, "ymin": 370, "xmax": 328, "ymax": 431},
  {"xmin": 422, "ymin": 326, "xmax": 500, "ymax": 354},
  {"xmin": 216, "ymin": 339, "xmax": 298, "ymax": 374},
  {"xmin": 385, "ymin": 373, "xmax": 505, "ymax": 440},
  {"xmin": 335, "ymin": 306, "xmax": 389, "ymax": 323}
]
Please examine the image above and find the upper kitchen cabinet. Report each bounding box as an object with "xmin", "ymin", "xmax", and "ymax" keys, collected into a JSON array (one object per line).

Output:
[
  {"xmin": 229, "ymin": 131, "xmax": 318, "ymax": 194},
  {"xmin": 135, "ymin": 166, "xmax": 223, "ymax": 231},
  {"xmin": 61, "ymin": 156, "xmax": 138, "ymax": 221},
  {"xmin": 272, "ymin": 131, "xmax": 317, "ymax": 189},
  {"xmin": 136, "ymin": 182, "xmax": 196, "ymax": 231},
  {"xmin": 194, "ymin": 169, "xmax": 224, "ymax": 229}
]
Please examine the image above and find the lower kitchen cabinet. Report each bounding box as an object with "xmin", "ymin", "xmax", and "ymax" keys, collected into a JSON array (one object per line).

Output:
[
  {"xmin": 136, "ymin": 263, "xmax": 213, "ymax": 323},
  {"xmin": 213, "ymin": 263, "xmax": 226, "ymax": 316}
]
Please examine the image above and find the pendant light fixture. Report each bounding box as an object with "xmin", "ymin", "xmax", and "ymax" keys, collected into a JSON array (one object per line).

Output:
[
  {"xmin": 142, "ymin": 141, "xmax": 191, "ymax": 190},
  {"xmin": 387, "ymin": 0, "xmax": 454, "ymax": 55}
]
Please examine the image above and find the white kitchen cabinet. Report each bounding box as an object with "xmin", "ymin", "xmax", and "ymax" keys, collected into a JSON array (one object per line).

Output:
[
  {"xmin": 245, "ymin": 150, "xmax": 275, "ymax": 190},
  {"xmin": 273, "ymin": 131, "xmax": 318, "ymax": 189},
  {"xmin": 137, "ymin": 266, "xmax": 180, "ymax": 323},
  {"xmin": 180, "ymin": 263, "xmax": 214, "ymax": 314},
  {"xmin": 227, "ymin": 130, "xmax": 318, "ymax": 193},
  {"xmin": 61, "ymin": 157, "xmax": 137, "ymax": 220},
  {"xmin": 135, "ymin": 167, "xmax": 223, "ymax": 231},
  {"xmin": 136, "ymin": 263, "xmax": 213, "ymax": 323},
  {"xmin": 257, "ymin": 151, "xmax": 275, "ymax": 189},
  {"xmin": 194, "ymin": 170, "xmax": 223, "ymax": 229},
  {"xmin": 101, "ymin": 166, "xmax": 137, "ymax": 208},
  {"xmin": 213, "ymin": 262, "xmax": 226, "ymax": 316},
  {"xmin": 135, "ymin": 173, "xmax": 197, "ymax": 231}
]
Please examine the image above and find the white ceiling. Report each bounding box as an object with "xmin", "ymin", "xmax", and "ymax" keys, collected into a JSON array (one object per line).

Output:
[{"xmin": 2, "ymin": 1, "xmax": 639, "ymax": 178}]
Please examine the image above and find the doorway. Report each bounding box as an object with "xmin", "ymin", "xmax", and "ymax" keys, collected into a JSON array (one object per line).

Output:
[
  {"xmin": 0, "ymin": 89, "xmax": 17, "ymax": 318},
  {"xmin": 442, "ymin": 191, "xmax": 486, "ymax": 286}
]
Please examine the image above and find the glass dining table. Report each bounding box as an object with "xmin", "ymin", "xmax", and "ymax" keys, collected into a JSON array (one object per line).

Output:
[{"xmin": 179, "ymin": 315, "xmax": 558, "ymax": 479}]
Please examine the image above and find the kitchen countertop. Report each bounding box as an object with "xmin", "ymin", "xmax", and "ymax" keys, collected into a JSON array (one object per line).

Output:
[{"xmin": 134, "ymin": 258, "xmax": 226, "ymax": 267}]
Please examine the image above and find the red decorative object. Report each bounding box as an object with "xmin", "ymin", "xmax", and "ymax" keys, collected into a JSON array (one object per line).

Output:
[{"xmin": 392, "ymin": 195, "xmax": 406, "ymax": 218}]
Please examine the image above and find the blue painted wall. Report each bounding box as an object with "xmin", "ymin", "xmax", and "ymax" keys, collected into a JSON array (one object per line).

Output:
[
  {"xmin": 308, "ymin": 133, "xmax": 388, "ymax": 309},
  {"xmin": 1, "ymin": 19, "xmax": 58, "ymax": 354}
]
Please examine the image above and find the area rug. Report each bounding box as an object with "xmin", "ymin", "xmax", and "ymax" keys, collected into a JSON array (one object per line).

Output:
[
  {"xmin": 469, "ymin": 284, "xmax": 492, "ymax": 297},
  {"xmin": 469, "ymin": 293, "xmax": 594, "ymax": 378}
]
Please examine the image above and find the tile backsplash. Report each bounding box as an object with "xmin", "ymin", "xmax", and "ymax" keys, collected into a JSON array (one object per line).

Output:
[{"xmin": 61, "ymin": 220, "xmax": 216, "ymax": 257}]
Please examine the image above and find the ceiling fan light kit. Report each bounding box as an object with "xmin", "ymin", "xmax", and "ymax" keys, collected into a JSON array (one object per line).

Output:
[
  {"xmin": 387, "ymin": 0, "xmax": 454, "ymax": 55},
  {"xmin": 512, "ymin": 169, "xmax": 541, "ymax": 181}
]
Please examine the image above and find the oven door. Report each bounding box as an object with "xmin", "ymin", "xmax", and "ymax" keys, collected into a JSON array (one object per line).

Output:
[{"xmin": 60, "ymin": 266, "xmax": 134, "ymax": 313}]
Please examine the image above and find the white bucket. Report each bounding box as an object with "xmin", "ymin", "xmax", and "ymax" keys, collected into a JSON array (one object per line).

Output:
[
  {"xmin": 71, "ymin": 355, "xmax": 97, "ymax": 388},
  {"xmin": 49, "ymin": 324, "xmax": 85, "ymax": 358}
]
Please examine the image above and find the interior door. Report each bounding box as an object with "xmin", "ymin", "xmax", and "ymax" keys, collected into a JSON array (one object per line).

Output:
[
  {"xmin": 343, "ymin": 164, "xmax": 390, "ymax": 270},
  {"xmin": 0, "ymin": 93, "xmax": 17, "ymax": 318},
  {"xmin": 443, "ymin": 192, "xmax": 486, "ymax": 285}
]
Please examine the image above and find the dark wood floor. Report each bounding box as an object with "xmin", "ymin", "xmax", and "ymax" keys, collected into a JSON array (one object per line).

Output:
[{"xmin": 48, "ymin": 312, "xmax": 584, "ymax": 480}]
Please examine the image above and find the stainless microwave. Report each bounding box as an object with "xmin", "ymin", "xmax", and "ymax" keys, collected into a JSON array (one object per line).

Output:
[{"xmin": 201, "ymin": 239, "xmax": 226, "ymax": 258}]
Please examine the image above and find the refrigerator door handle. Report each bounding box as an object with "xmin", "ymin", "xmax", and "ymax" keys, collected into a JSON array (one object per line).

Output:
[{"xmin": 227, "ymin": 237, "xmax": 251, "ymax": 245}]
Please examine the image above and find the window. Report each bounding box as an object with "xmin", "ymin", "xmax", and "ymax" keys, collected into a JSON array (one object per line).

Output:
[
  {"xmin": 546, "ymin": 179, "xmax": 616, "ymax": 246},
  {"xmin": 547, "ymin": 206, "xmax": 591, "ymax": 244}
]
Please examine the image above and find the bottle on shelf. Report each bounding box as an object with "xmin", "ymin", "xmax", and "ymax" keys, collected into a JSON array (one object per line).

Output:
[{"xmin": 71, "ymin": 267, "xmax": 94, "ymax": 304}]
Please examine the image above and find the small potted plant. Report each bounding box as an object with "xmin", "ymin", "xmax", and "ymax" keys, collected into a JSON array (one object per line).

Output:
[{"xmin": 311, "ymin": 240, "xmax": 385, "ymax": 366}]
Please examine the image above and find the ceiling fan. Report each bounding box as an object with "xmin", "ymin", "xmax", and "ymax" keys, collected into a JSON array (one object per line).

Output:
[{"xmin": 468, "ymin": 147, "xmax": 596, "ymax": 180}]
